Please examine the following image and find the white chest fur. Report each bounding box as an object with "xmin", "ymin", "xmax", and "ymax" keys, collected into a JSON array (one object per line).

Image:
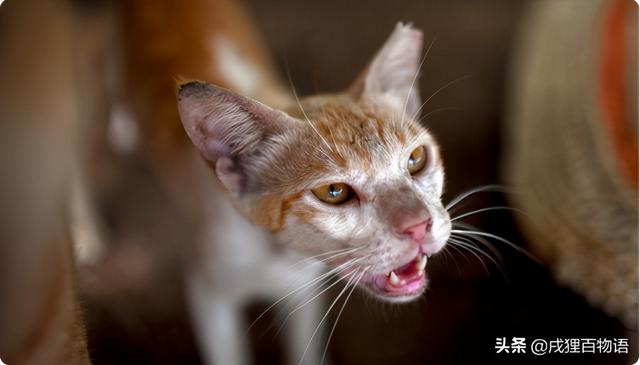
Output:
[{"xmin": 187, "ymin": 182, "xmax": 325, "ymax": 365}]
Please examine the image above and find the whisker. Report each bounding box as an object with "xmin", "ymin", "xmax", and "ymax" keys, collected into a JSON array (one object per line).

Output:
[
  {"xmin": 320, "ymin": 269, "xmax": 367, "ymax": 365},
  {"xmin": 445, "ymin": 184, "xmax": 511, "ymax": 211},
  {"xmin": 245, "ymin": 258, "xmax": 362, "ymax": 334},
  {"xmin": 450, "ymin": 235, "xmax": 507, "ymax": 280},
  {"xmin": 277, "ymin": 267, "xmax": 344, "ymax": 315},
  {"xmin": 275, "ymin": 263, "xmax": 361, "ymax": 332},
  {"xmin": 320, "ymin": 104, "xmax": 343, "ymax": 159},
  {"xmin": 439, "ymin": 246, "xmax": 451, "ymax": 265},
  {"xmin": 446, "ymin": 243, "xmax": 472, "ymax": 266},
  {"xmin": 326, "ymin": 126, "xmax": 345, "ymax": 160},
  {"xmin": 284, "ymin": 60, "xmax": 334, "ymax": 154},
  {"xmin": 287, "ymin": 247, "xmax": 362, "ymax": 270},
  {"xmin": 451, "ymin": 229, "xmax": 541, "ymax": 264},
  {"xmin": 274, "ymin": 260, "xmax": 362, "ymax": 328},
  {"xmin": 419, "ymin": 106, "xmax": 459, "ymax": 122},
  {"xmin": 450, "ymin": 206, "xmax": 522, "ymax": 221},
  {"xmin": 411, "ymin": 74, "xmax": 471, "ymax": 120},
  {"xmin": 401, "ymin": 37, "xmax": 436, "ymax": 123},
  {"xmin": 449, "ymin": 239, "xmax": 489, "ymax": 275},
  {"xmin": 297, "ymin": 270, "xmax": 362, "ymax": 365},
  {"xmin": 442, "ymin": 246, "xmax": 462, "ymax": 276},
  {"xmin": 450, "ymin": 227, "xmax": 504, "ymax": 266}
]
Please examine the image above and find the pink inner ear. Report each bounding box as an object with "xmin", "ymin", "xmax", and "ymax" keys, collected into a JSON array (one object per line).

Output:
[
  {"xmin": 215, "ymin": 157, "xmax": 244, "ymax": 193},
  {"xmin": 178, "ymin": 88, "xmax": 237, "ymax": 162},
  {"xmin": 178, "ymin": 94, "xmax": 213, "ymax": 155},
  {"xmin": 204, "ymin": 139, "xmax": 230, "ymax": 160},
  {"xmin": 177, "ymin": 82, "xmax": 295, "ymax": 164}
]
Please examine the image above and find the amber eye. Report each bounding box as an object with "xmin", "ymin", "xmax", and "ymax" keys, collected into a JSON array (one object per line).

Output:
[
  {"xmin": 407, "ymin": 146, "xmax": 428, "ymax": 175},
  {"xmin": 311, "ymin": 183, "xmax": 353, "ymax": 205}
]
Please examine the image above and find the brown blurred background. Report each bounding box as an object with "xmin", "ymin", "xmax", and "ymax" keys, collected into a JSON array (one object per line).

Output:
[{"xmin": 0, "ymin": 0, "xmax": 637, "ymax": 364}]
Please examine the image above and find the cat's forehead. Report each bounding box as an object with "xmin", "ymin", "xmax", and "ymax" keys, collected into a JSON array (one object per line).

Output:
[
  {"xmin": 260, "ymin": 95, "xmax": 440, "ymax": 191},
  {"xmin": 302, "ymin": 95, "xmax": 436, "ymax": 162}
]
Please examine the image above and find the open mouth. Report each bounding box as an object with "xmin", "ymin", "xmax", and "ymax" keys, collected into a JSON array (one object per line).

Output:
[{"xmin": 368, "ymin": 253, "xmax": 428, "ymax": 300}]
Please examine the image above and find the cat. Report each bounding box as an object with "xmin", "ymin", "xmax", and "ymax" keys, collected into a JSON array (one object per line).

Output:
[{"xmin": 176, "ymin": 22, "xmax": 451, "ymax": 364}]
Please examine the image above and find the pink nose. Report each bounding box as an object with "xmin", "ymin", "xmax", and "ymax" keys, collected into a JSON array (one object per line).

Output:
[{"xmin": 402, "ymin": 218, "xmax": 432, "ymax": 243}]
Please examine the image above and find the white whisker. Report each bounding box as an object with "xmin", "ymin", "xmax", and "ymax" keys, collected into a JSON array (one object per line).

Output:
[
  {"xmin": 451, "ymin": 229, "xmax": 541, "ymax": 264},
  {"xmin": 445, "ymin": 184, "xmax": 510, "ymax": 211},
  {"xmin": 298, "ymin": 270, "xmax": 361, "ymax": 365},
  {"xmin": 287, "ymin": 247, "xmax": 362, "ymax": 270},
  {"xmin": 400, "ymin": 37, "xmax": 436, "ymax": 123},
  {"xmin": 442, "ymin": 245, "xmax": 463, "ymax": 276},
  {"xmin": 320, "ymin": 269, "xmax": 366, "ymax": 365},
  {"xmin": 419, "ymin": 106, "xmax": 459, "ymax": 122},
  {"xmin": 327, "ymin": 126, "xmax": 344, "ymax": 159},
  {"xmin": 446, "ymin": 242, "xmax": 473, "ymax": 266},
  {"xmin": 411, "ymin": 74, "xmax": 471, "ymax": 120},
  {"xmin": 449, "ymin": 239, "xmax": 489, "ymax": 275},
  {"xmin": 450, "ymin": 235, "xmax": 507, "ymax": 280},
  {"xmin": 277, "ymin": 267, "xmax": 344, "ymax": 316},
  {"xmin": 451, "ymin": 226, "xmax": 504, "ymax": 266},
  {"xmin": 285, "ymin": 62, "xmax": 334, "ymax": 154},
  {"xmin": 245, "ymin": 258, "xmax": 362, "ymax": 334},
  {"xmin": 276, "ymin": 262, "xmax": 362, "ymax": 331},
  {"xmin": 450, "ymin": 206, "xmax": 522, "ymax": 221}
]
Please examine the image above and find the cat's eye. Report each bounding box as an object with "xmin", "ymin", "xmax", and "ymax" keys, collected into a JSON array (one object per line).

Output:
[
  {"xmin": 311, "ymin": 183, "xmax": 354, "ymax": 205},
  {"xmin": 407, "ymin": 146, "xmax": 428, "ymax": 175}
]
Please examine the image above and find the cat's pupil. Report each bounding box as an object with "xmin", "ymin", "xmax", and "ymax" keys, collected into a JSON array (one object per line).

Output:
[{"xmin": 329, "ymin": 184, "xmax": 342, "ymax": 198}]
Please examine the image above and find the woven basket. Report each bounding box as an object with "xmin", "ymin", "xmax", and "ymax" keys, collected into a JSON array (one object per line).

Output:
[{"xmin": 504, "ymin": 0, "xmax": 638, "ymax": 327}]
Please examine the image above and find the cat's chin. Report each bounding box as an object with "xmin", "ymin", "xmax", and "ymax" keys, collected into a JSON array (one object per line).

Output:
[{"xmin": 362, "ymin": 253, "xmax": 429, "ymax": 302}]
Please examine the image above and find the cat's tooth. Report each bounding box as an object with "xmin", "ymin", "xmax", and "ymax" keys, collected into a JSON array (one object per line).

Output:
[
  {"xmin": 417, "ymin": 254, "xmax": 428, "ymax": 271},
  {"xmin": 389, "ymin": 271, "xmax": 400, "ymax": 285}
]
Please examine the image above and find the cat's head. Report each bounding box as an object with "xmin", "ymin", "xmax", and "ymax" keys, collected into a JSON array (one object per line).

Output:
[{"xmin": 177, "ymin": 23, "xmax": 450, "ymax": 303}]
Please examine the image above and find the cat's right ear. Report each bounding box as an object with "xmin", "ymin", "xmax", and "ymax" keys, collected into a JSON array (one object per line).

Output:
[
  {"xmin": 177, "ymin": 81, "xmax": 293, "ymax": 193},
  {"xmin": 349, "ymin": 23, "xmax": 424, "ymax": 117}
]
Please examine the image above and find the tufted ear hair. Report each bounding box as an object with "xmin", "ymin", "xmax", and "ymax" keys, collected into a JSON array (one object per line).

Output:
[
  {"xmin": 350, "ymin": 23, "xmax": 424, "ymax": 118},
  {"xmin": 177, "ymin": 81, "xmax": 295, "ymax": 193}
]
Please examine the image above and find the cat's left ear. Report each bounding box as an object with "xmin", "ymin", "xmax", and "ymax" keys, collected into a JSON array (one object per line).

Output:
[
  {"xmin": 177, "ymin": 81, "xmax": 295, "ymax": 193},
  {"xmin": 350, "ymin": 23, "xmax": 423, "ymax": 117}
]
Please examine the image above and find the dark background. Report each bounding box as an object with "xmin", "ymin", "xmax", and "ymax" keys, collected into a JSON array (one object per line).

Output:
[{"xmin": 81, "ymin": 1, "xmax": 637, "ymax": 364}]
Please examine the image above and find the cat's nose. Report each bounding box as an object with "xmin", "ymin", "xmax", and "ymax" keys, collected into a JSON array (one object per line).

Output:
[{"xmin": 400, "ymin": 216, "xmax": 432, "ymax": 243}]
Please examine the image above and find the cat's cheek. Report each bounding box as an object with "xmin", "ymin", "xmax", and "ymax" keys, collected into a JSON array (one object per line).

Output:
[
  {"xmin": 321, "ymin": 211, "xmax": 362, "ymax": 239},
  {"xmin": 275, "ymin": 223, "xmax": 342, "ymax": 257},
  {"xmin": 295, "ymin": 195, "xmax": 365, "ymax": 242}
]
